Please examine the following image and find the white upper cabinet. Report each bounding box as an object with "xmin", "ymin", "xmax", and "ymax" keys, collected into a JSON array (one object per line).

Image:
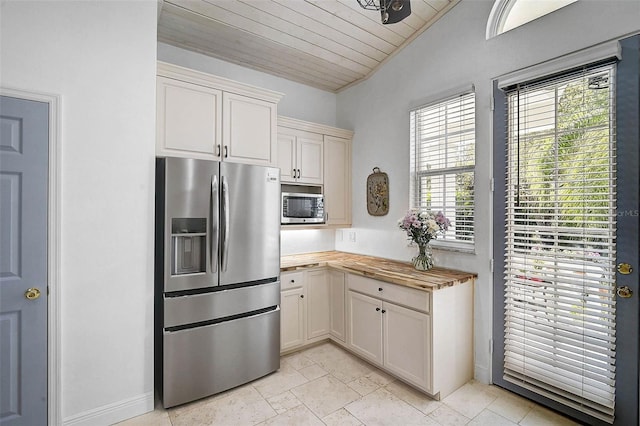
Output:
[
  {"xmin": 277, "ymin": 116, "xmax": 353, "ymax": 227},
  {"xmin": 156, "ymin": 62, "xmax": 282, "ymax": 165},
  {"xmin": 277, "ymin": 127, "xmax": 323, "ymax": 185},
  {"xmin": 156, "ymin": 77, "xmax": 222, "ymax": 159},
  {"xmin": 223, "ymin": 92, "xmax": 277, "ymax": 166},
  {"xmin": 323, "ymin": 135, "xmax": 351, "ymax": 226}
]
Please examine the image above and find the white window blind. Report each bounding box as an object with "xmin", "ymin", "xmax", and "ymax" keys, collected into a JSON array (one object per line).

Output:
[
  {"xmin": 410, "ymin": 92, "xmax": 475, "ymax": 246},
  {"xmin": 503, "ymin": 64, "xmax": 617, "ymax": 423}
]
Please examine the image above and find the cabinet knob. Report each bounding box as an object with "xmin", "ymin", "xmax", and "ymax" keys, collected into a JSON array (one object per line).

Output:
[
  {"xmin": 378, "ymin": 287, "xmax": 383, "ymax": 292},
  {"xmin": 376, "ymin": 307, "xmax": 381, "ymax": 312},
  {"xmin": 291, "ymin": 279, "xmax": 295, "ymax": 283},
  {"xmin": 382, "ymin": 309, "xmax": 386, "ymax": 313},
  {"xmin": 300, "ymin": 294, "xmax": 304, "ymax": 299}
]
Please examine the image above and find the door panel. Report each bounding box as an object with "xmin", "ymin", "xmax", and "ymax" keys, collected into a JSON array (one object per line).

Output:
[
  {"xmin": 383, "ymin": 301, "xmax": 431, "ymax": 390},
  {"xmin": 220, "ymin": 162, "xmax": 280, "ymax": 286},
  {"xmin": 306, "ymin": 270, "xmax": 330, "ymax": 339},
  {"xmin": 347, "ymin": 291, "xmax": 383, "ymax": 365},
  {"xmin": 0, "ymin": 95, "xmax": 49, "ymax": 425},
  {"xmin": 163, "ymin": 307, "xmax": 280, "ymax": 408},
  {"xmin": 280, "ymin": 287, "xmax": 305, "ymax": 351},
  {"xmin": 162, "ymin": 157, "xmax": 219, "ymax": 292}
]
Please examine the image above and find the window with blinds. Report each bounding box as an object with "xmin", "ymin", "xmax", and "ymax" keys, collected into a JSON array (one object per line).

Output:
[
  {"xmin": 503, "ymin": 64, "xmax": 617, "ymax": 422},
  {"xmin": 410, "ymin": 91, "xmax": 475, "ymax": 246}
]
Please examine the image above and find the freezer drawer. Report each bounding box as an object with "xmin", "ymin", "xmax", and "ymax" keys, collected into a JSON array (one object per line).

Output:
[
  {"xmin": 164, "ymin": 281, "xmax": 280, "ymax": 328},
  {"xmin": 162, "ymin": 307, "xmax": 280, "ymax": 408}
]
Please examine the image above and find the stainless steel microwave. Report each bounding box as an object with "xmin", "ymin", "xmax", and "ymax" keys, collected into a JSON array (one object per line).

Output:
[{"xmin": 281, "ymin": 192, "xmax": 325, "ymax": 224}]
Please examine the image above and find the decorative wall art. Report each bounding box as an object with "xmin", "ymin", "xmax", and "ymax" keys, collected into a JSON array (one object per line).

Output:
[{"xmin": 367, "ymin": 167, "xmax": 389, "ymax": 216}]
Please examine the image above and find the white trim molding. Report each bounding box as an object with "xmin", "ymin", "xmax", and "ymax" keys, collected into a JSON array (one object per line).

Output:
[
  {"xmin": 0, "ymin": 87, "xmax": 62, "ymax": 426},
  {"xmin": 278, "ymin": 115, "xmax": 353, "ymax": 140},
  {"xmin": 62, "ymin": 392, "xmax": 154, "ymax": 426},
  {"xmin": 486, "ymin": 0, "xmax": 513, "ymax": 40},
  {"xmin": 497, "ymin": 40, "xmax": 621, "ymax": 89},
  {"xmin": 157, "ymin": 61, "xmax": 284, "ymax": 104}
]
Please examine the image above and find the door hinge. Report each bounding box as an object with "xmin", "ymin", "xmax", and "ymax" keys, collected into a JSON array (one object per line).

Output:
[
  {"xmin": 490, "ymin": 259, "xmax": 494, "ymax": 273},
  {"xmin": 489, "ymin": 338, "xmax": 494, "ymax": 355},
  {"xmin": 490, "ymin": 95, "xmax": 495, "ymax": 111},
  {"xmin": 490, "ymin": 177, "xmax": 495, "ymax": 192}
]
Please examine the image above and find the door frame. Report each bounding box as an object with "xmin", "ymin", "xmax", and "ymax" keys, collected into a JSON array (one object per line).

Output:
[{"xmin": 1, "ymin": 87, "xmax": 62, "ymax": 425}]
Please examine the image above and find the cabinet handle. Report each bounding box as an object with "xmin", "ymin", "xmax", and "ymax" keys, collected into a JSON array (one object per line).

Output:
[
  {"xmin": 224, "ymin": 145, "xmax": 228, "ymax": 158},
  {"xmin": 296, "ymin": 169, "xmax": 301, "ymax": 179},
  {"xmin": 376, "ymin": 307, "xmax": 381, "ymax": 312},
  {"xmin": 378, "ymin": 287, "xmax": 383, "ymax": 292},
  {"xmin": 292, "ymin": 169, "xmax": 296, "ymax": 179},
  {"xmin": 216, "ymin": 144, "xmax": 221, "ymax": 157},
  {"xmin": 300, "ymin": 294, "xmax": 304, "ymax": 299}
]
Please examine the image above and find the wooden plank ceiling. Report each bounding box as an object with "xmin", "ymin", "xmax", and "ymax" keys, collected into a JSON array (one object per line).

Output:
[{"xmin": 157, "ymin": 0, "xmax": 460, "ymax": 92}]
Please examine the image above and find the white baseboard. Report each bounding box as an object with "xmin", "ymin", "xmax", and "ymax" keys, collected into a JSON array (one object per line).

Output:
[{"xmin": 62, "ymin": 391, "xmax": 154, "ymax": 426}]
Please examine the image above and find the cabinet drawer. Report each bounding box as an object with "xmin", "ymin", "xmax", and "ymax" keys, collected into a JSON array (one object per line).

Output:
[
  {"xmin": 348, "ymin": 274, "xmax": 430, "ymax": 314},
  {"xmin": 281, "ymin": 271, "xmax": 304, "ymax": 290}
]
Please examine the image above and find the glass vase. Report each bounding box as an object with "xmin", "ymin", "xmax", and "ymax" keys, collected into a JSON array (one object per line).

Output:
[{"xmin": 412, "ymin": 244, "xmax": 434, "ymax": 271}]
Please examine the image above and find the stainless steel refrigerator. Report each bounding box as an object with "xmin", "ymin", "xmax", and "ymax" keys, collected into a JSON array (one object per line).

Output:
[{"xmin": 154, "ymin": 157, "xmax": 281, "ymax": 408}]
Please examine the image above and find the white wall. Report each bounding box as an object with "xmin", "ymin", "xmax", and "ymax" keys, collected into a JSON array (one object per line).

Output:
[
  {"xmin": 158, "ymin": 42, "xmax": 338, "ymax": 127},
  {"xmin": 336, "ymin": 0, "xmax": 639, "ymax": 383},
  {"xmin": 0, "ymin": 1, "xmax": 157, "ymax": 424},
  {"xmin": 281, "ymin": 229, "xmax": 336, "ymax": 256}
]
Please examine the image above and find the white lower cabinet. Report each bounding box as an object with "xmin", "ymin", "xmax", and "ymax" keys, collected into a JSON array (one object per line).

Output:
[
  {"xmin": 280, "ymin": 267, "xmax": 472, "ymax": 400},
  {"xmin": 281, "ymin": 284, "xmax": 305, "ymax": 352},
  {"xmin": 346, "ymin": 273, "xmax": 473, "ymax": 399},
  {"xmin": 280, "ymin": 269, "xmax": 342, "ymax": 353},
  {"xmin": 347, "ymin": 290, "xmax": 430, "ymax": 390},
  {"xmin": 383, "ymin": 301, "xmax": 431, "ymax": 390},
  {"xmin": 306, "ymin": 269, "xmax": 330, "ymax": 339},
  {"xmin": 347, "ymin": 291, "xmax": 383, "ymax": 364}
]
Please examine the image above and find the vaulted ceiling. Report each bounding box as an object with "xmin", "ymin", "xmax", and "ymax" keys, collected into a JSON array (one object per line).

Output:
[{"xmin": 157, "ymin": 0, "xmax": 460, "ymax": 92}]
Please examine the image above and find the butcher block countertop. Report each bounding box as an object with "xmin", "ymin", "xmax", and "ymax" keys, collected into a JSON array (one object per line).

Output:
[{"xmin": 281, "ymin": 251, "xmax": 476, "ymax": 291}]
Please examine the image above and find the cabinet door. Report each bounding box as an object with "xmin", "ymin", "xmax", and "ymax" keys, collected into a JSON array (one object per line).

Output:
[
  {"xmin": 297, "ymin": 135, "xmax": 323, "ymax": 185},
  {"xmin": 348, "ymin": 291, "xmax": 383, "ymax": 365},
  {"xmin": 223, "ymin": 92, "xmax": 276, "ymax": 166},
  {"xmin": 306, "ymin": 270, "xmax": 330, "ymax": 339},
  {"xmin": 157, "ymin": 77, "xmax": 222, "ymax": 159},
  {"xmin": 329, "ymin": 270, "xmax": 346, "ymax": 342},
  {"xmin": 281, "ymin": 287, "xmax": 305, "ymax": 352},
  {"xmin": 323, "ymin": 136, "xmax": 351, "ymax": 225},
  {"xmin": 277, "ymin": 131, "xmax": 296, "ymax": 183},
  {"xmin": 383, "ymin": 301, "xmax": 431, "ymax": 390}
]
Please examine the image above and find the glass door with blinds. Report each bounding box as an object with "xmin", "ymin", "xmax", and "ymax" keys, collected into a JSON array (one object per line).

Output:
[{"xmin": 492, "ymin": 36, "xmax": 639, "ymax": 426}]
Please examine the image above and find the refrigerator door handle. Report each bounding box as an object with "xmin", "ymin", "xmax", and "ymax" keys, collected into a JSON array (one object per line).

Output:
[
  {"xmin": 210, "ymin": 175, "xmax": 218, "ymax": 273},
  {"xmin": 221, "ymin": 176, "xmax": 230, "ymax": 272}
]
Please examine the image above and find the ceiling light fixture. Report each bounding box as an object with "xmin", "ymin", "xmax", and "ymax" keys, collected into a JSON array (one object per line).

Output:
[{"xmin": 357, "ymin": 0, "xmax": 411, "ymax": 24}]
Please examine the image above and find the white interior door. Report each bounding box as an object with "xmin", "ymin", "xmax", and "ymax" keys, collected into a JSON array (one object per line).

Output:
[{"xmin": 0, "ymin": 95, "xmax": 49, "ymax": 425}]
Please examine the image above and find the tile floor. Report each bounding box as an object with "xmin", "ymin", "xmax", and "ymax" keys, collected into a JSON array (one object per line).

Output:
[{"xmin": 118, "ymin": 342, "xmax": 581, "ymax": 426}]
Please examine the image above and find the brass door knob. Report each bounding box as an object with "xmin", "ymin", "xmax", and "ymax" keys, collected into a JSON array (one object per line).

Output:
[{"xmin": 25, "ymin": 288, "xmax": 41, "ymax": 300}]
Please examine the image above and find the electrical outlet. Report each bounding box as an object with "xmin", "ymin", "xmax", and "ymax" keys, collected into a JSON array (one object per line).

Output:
[
  {"xmin": 337, "ymin": 230, "xmax": 343, "ymax": 242},
  {"xmin": 349, "ymin": 231, "xmax": 356, "ymax": 242}
]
